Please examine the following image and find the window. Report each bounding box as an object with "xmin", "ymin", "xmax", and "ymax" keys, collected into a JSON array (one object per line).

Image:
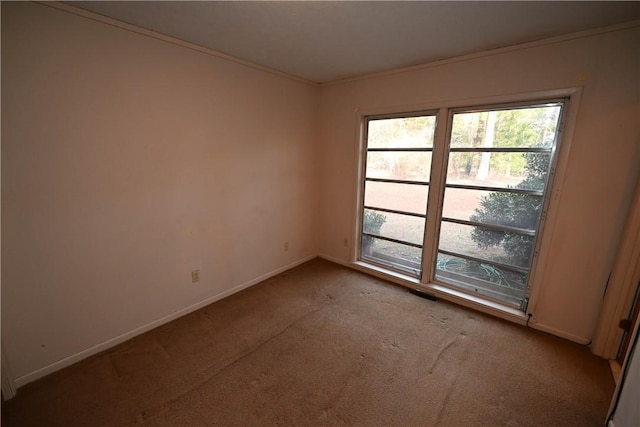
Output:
[
  {"xmin": 360, "ymin": 113, "xmax": 437, "ymax": 277},
  {"xmin": 359, "ymin": 100, "xmax": 565, "ymax": 310}
]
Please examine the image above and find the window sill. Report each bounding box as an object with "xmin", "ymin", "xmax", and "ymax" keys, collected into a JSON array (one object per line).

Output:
[{"xmin": 352, "ymin": 260, "xmax": 528, "ymax": 325}]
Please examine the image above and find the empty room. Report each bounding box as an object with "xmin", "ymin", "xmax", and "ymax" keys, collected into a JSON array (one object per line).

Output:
[{"xmin": 2, "ymin": 1, "xmax": 640, "ymax": 426}]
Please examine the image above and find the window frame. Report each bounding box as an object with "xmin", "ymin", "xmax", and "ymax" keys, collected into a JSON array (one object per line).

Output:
[
  {"xmin": 358, "ymin": 110, "xmax": 439, "ymax": 277},
  {"xmin": 429, "ymin": 99, "xmax": 567, "ymax": 310},
  {"xmin": 353, "ymin": 88, "xmax": 581, "ymax": 318}
]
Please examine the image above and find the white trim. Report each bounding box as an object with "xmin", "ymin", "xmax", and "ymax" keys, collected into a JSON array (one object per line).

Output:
[
  {"xmin": 591, "ymin": 178, "xmax": 640, "ymax": 358},
  {"xmin": 323, "ymin": 20, "xmax": 640, "ymax": 87},
  {"xmin": 422, "ymin": 108, "xmax": 450, "ymax": 283},
  {"xmin": 353, "ymin": 87, "xmax": 582, "ymax": 121},
  {"xmin": 529, "ymin": 322, "xmax": 591, "ymax": 345},
  {"xmin": 35, "ymin": 2, "xmax": 640, "ymax": 88},
  {"xmin": 318, "ymin": 253, "xmax": 354, "ymax": 268},
  {"xmin": 525, "ymin": 88, "xmax": 582, "ymax": 317},
  {"xmin": 12, "ymin": 255, "xmax": 317, "ymax": 388},
  {"xmin": 419, "ymin": 282, "xmax": 528, "ymax": 325},
  {"xmin": 350, "ymin": 114, "xmax": 367, "ymax": 263},
  {"xmin": 36, "ymin": 1, "xmax": 318, "ymax": 87},
  {"xmin": 353, "ymin": 260, "xmax": 528, "ymax": 325}
]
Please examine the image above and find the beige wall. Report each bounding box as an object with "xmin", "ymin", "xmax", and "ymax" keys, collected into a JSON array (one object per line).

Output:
[
  {"xmin": 318, "ymin": 26, "xmax": 640, "ymax": 343},
  {"xmin": 1, "ymin": 2, "xmax": 319, "ymax": 383}
]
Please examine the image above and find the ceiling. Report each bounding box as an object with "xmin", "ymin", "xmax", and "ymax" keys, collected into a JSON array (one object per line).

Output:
[{"xmin": 68, "ymin": 1, "xmax": 640, "ymax": 84}]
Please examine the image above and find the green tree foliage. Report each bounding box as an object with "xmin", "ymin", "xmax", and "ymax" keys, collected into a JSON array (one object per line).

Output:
[
  {"xmin": 470, "ymin": 149, "xmax": 552, "ymax": 267},
  {"xmin": 468, "ymin": 106, "xmax": 560, "ymax": 267},
  {"xmin": 448, "ymin": 107, "xmax": 559, "ymax": 181}
]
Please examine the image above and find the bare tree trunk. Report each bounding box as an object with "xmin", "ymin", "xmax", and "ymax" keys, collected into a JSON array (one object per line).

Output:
[{"xmin": 476, "ymin": 111, "xmax": 497, "ymax": 181}]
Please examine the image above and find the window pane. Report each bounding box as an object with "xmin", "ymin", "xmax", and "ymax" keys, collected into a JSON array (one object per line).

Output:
[
  {"xmin": 442, "ymin": 188, "xmax": 542, "ymax": 231},
  {"xmin": 446, "ymin": 152, "xmax": 551, "ymax": 191},
  {"xmin": 450, "ymin": 105, "xmax": 561, "ymax": 149},
  {"xmin": 438, "ymin": 221, "xmax": 533, "ymax": 269},
  {"xmin": 364, "ymin": 181, "xmax": 428, "ymax": 215},
  {"xmin": 366, "ymin": 151, "xmax": 432, "ymax": 182},
  {"xmin": 363, "ymin": 209, "xmax": 424, "ymax": 246},
  {"xmin": 362, "ymin": 237, "xmax": 422, "ymax": 276},
  {"xmin": 435, "ymin": 253, "xmax": 526, "ymax": 307},
  {"xmin": 367, "ymin": 116, "xmax": 436, "ymax": 149}
]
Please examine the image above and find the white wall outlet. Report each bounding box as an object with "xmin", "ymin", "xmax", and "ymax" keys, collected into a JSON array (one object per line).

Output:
[
  {"xmin": 191, "ymin": 270, "xmax": 200, "ymax": 283},
  {"xmin": 284, "ymin": 241, "xmax": 289, "ymax": 251}
]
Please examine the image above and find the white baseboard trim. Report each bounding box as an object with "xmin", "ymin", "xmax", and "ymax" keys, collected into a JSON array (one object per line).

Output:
[
  {"xmin": 318, "ymin": 253, "xmax": 350, "ymax": 267},
  {"xmin": 529, "ymin": 322, "xmax": 591, "ymax": 345},
  {"xmin": 12, "ymin": 254, "xmax": 318, "ymax": 389}
]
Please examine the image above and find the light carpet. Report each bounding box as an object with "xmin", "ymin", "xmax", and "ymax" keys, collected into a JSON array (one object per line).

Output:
[{"xmin": 4, "ymin": 258, "xmax": 614, "ymax": 426}]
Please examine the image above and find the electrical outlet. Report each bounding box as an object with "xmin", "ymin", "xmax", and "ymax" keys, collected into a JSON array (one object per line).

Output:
[
  {"xmin": 191, "ymin": 270, "xmax": 200, "ymax": 283},
  {"xmin": 343, "ymin": 238, "xmax": 349, "ymax": 247},
  {"xmin": 284, "ymin": 241, "xmax": 289, "ymax": 251}
]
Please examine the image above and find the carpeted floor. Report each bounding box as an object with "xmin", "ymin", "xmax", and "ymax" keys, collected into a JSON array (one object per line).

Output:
[{"xmin": 4, "ymin": 258, "xmax": 614, "ymax": 426}]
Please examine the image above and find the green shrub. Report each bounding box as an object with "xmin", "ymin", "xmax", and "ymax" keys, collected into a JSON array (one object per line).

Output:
[
  {"xmin": 470, "ymin": 152, "xmax": 549, "ymax": 267},
  {"xmin": 362, "ymin": 210, "xmax": 387, "ymax": 246}
]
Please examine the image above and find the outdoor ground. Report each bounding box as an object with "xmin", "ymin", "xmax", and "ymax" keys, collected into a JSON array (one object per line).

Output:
[{"xmin": 365, "ymin": 174, "xmax": 525, "ymax": 264}]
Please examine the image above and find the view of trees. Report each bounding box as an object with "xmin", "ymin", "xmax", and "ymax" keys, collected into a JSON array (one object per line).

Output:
[
  {"xmin": 456, "ymin": 106, "xmax": 560, "ymax": 268},
  {"xmin": 470, "ymin": 151, "xmax": 550, "ymax": 267},
  {"xmin": 448, "ymin": 106, "xmax": 559, "ymax": 181}
]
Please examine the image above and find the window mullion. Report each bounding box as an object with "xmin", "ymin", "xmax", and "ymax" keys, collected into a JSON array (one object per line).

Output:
[{"xmin": 421, "ymin": 108, "xmax": 450, "ymax": 283}]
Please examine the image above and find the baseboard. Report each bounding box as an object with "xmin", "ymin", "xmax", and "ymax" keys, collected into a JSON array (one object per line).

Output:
[
  {"xmin": 12, "ymin": 254, "xmax": 318, "ymax": 389},
  {"xmin": 318, "ymin": 253, "xmax": 350, "ymax": 267},
  {"xmin": 529, "ymin": 322, "xmax": 591, "ymax": 345}
]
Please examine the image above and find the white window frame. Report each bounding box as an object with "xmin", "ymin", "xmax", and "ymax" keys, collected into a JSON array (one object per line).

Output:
[
  {"xmin": 358, "ymin": 110, "xmax": 438, "ymax": 278},
  {"xmin": 351, "ymin": 88, "xmax": 582, "ymax": 323}
]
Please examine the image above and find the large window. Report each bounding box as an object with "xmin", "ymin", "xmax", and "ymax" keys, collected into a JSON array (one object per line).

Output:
[{"xmin": 359, "ymin": 101, "xmax": 564, "ymax": 310}]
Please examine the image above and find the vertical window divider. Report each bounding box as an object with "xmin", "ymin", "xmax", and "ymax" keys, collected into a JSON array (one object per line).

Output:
[
  {"xmin": 421, "ymin": 108, "xmax": 451, "ymax": 283},
  {"xmin": 354, "ymin": 115, "xmax": 371, "ymax": 262}
]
